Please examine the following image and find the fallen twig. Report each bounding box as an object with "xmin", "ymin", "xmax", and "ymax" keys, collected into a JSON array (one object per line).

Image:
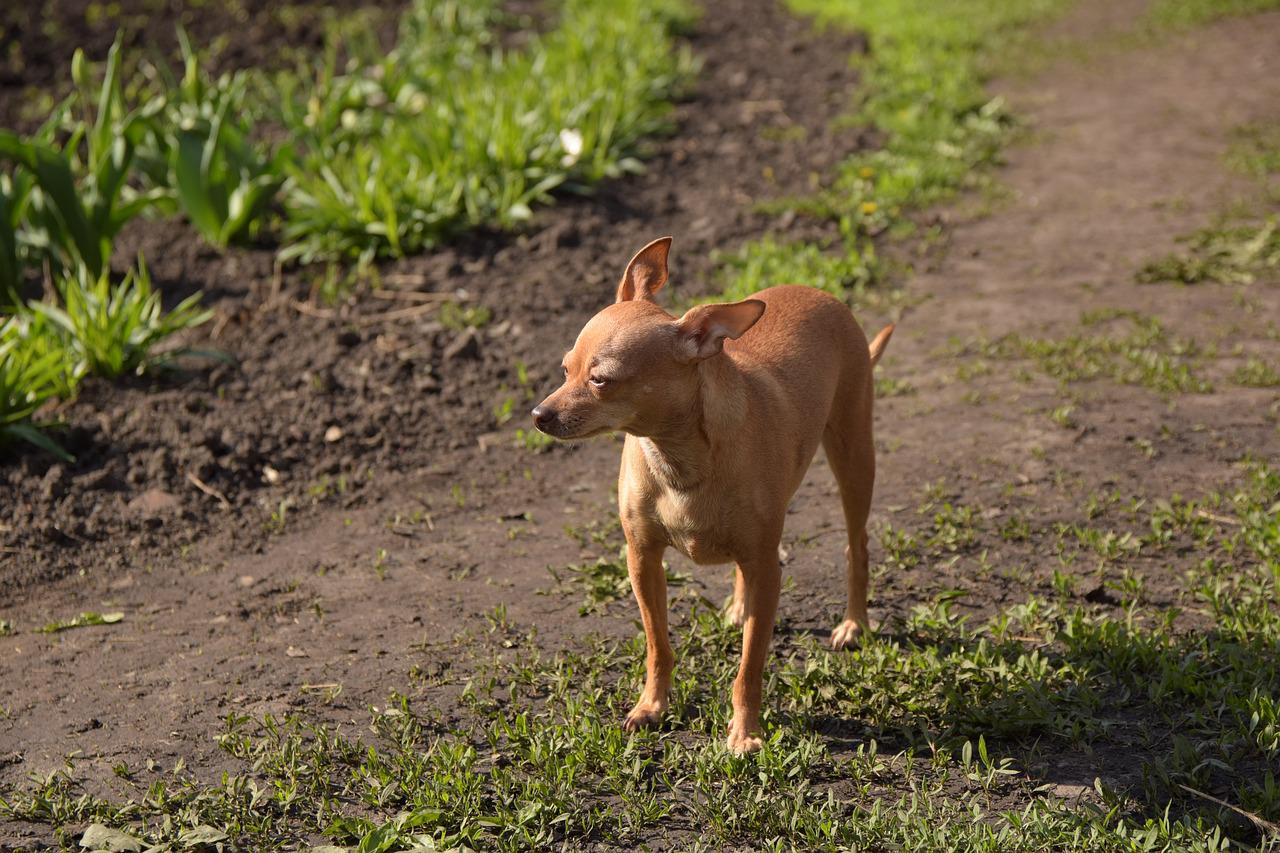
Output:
[
  {"xmin": 290, "ymin": 300, "xmax": 337, "ymax": 320},
  {"xmin": 354, "ymin": 302, "xmax": 444, "ymax": 326},
  {"xmin": 187, "ymin": 471, "xmax": 231, "ymax": 509},
  {"xmin": 1177, "ymin": 784, "xmax": 1280, "ymax": 836},
  {"xmin": 370, "ymin": 288, "xmax": 459, "ymax": 303}
]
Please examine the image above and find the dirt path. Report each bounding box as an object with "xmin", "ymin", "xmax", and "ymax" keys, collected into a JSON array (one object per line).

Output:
[{"xmin": 3, "ymin": 0, "xmax": 1280, "ymax": 842}]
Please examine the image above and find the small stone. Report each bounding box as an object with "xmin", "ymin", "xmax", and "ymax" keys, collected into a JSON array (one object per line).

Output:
[
  {"xmin": 324, "ymin": 425, "xmax": 344, "ymax": 443},
  {"xmin": 40, "ymin": 465, "xmax": 66, "ymax": 500},
  {"xmin": 126, "ymin": 489, "xmax": 180, "ymax": 518},
  {"xmin": 443, "ymin": 328, "xmax": 481, "ymax": 361}
]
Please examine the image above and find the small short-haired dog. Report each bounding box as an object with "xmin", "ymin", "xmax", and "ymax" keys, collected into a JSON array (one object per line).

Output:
[{"xmin": 533, "ymin": 237, "xmax": 893, "ymax": 753}]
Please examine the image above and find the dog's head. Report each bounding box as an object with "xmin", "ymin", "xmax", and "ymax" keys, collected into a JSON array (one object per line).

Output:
[{"xmin": 532, "ymin": 237, "xmax": 764, "ymax": 440}]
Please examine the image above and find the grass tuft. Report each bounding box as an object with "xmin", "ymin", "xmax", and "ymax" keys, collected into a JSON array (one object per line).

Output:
[{"xmin": 1138, "ymin": 218, "xmax": 1280, "ymax": 286}]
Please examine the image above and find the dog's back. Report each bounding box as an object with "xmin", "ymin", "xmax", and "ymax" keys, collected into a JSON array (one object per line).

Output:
[{"xmin": 725, "ymin": 285, "xmax": 877, "ymax": 437}]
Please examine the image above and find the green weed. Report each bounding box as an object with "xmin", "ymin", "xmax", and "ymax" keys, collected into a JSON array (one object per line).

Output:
[
  {"xmin": 1233, "ymin": 357, "xmax": 1280, "ymax": 388},
  {"xmin": 1138, "ymin": 218, "xmax": 1280, "ymax": 285},
  {"xmin": 964, "ymin": 310, "xmax": 1211, "ymax": 394},
  {"xmin": 29, "ymin": 258, "xmax": 211, "ymax": 379},
  {"xmin": 0, "ymin": 37, "xmax": 166, "ymax": 286},
  {"xmin": 1226, "ymin": 121, "xmax": 1280, "ymax": 185},
  {"xmin": 37, "ymin": 611, "xmax": 123, "ymax": 633},
  {"xmin": 515, "ymin": 427, "xmax": 555, "ymax": 453},
  {"xmin": 701, "ymin": 237, "xmax": 879, "ymax": 305},
  {"xmin": 152, "ymin": 30, "xmax": 284, "ymax": 247},
  {"xmin": 875, "ymin": 375, "xmax": 914, "ymax": 397},
  {"xmin": 437, "ymin": 301, "xmax": 491, "ymax": 332},
  {"xmin": 0, "ymin": 312, "xmax": 78, "ymax": 458}
]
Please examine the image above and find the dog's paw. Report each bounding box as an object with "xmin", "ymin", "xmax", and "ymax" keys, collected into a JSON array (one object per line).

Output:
[
  {"xmin": 829, "ymin": 618, "xmax": 867, "ymax": 650},
  {"xmin": 622, "ymin": 700, "xmax": 667, "ymax": 732},
  {"xmin": 722, "ymin": 597, "xmax": 746, "ymax": 628},
  {"xmin": 725, "ymin": 725, "xmax": 764, "ymax": 755}
]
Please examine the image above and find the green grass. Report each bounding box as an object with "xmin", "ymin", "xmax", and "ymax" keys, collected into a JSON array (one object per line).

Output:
[
  {"xmin": 703, "ymin": 237, "xmax": 879, "ymax": 304},
  {"xmin": 1138, "ymin": 219, "xmax": 1280, "ymax": 285},
  {"xmin": 1139, "ymin": 118, "xmax": 1280, "ymax": 287},
  {"xmin": 275, "ymin": 0, "xmax": 695, "ymax": 262},
  {"xmin": 1227, "ymin": 122, "xmax": 1280, "ymax": 187},
  {"xmin": 788, "ymin": 0, "xmax": 1062, "ymax": 236},
  {"xmin": 0, "ymin": 255, "xmax": 210, "ymax": 456},
  {"xmin": 0, "ymin": 312, "xmax": 78, "ymax": 458},
  {"xmin": 1232, "ymin": 357, "xmax": 1280, "ymax": 388},
  {"xmin": 6, "ymin": 466, "xmax": 1279, "ymax": 850},
  {"xmin": 957, "ymin": 310, "xmax": 1211, "ymax": 394},
  {"xmin": 29, "ymin": 258, "xmax": 211, "ymax": 380}
]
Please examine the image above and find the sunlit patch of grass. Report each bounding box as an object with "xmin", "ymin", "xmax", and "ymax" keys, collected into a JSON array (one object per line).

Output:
[
  {"xmin": 1138, "ymin": 218, "xmax": 1280, "ymax": 286},
  {"xmin": 1140, "ymin": 116, "xmax": 1280, "ymax": 286},
  {"xmin": 275, "ymin": 0, "xmax": 696, "ymax": 262},
  {"xmin": 30, "ymin": 258, "xmax": 212, "ymax": 379},
  {"xmin": 546, "ymin": 520, "xmax": 690, "ymax": 615},
  {"xmin": 0, "ymin": 311, "xmax": 78, "ymax": 459},
  {"xmin": 875, "ymin": 375, "xmax": 914, "ymax": 397},
  {"xmin": 1226, "ymin": 121, "xmax": 1280, "ymax": 186},
  {"xmin": 1232, "ymin": 357, "xmax": 1280, "ymax": 388},
  {"xmin": 699, "ymin": 237, "xmax": 879, "ymax": 305},
  {"xmin": 787, "ymin": 0, "xmax": 1066, "ymax": 238}
]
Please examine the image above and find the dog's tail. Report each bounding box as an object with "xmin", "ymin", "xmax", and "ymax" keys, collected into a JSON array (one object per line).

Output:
[{"xmin": 868, "ymin": 324, "xmax": 895, "ymax": 368}]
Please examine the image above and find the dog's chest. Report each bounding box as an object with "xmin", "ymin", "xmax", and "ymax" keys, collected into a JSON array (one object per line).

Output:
[{"xmin": 654, "ymin": 489, "xmax": 734, "ymax": 565}]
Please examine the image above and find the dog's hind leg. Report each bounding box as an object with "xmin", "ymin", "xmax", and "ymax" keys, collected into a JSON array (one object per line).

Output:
[
  {"xmin": 822, "ymin": 386, "xmax": 875, "ymax": 650},
  {"xmin": 723, "ymin": 567, "xmax": 747, "ymax": 627}
]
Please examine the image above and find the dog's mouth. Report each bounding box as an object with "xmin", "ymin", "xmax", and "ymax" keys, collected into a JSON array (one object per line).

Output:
[{"xmin": 538, "ymin": 423, "xmax": 612, "ymax": 441}]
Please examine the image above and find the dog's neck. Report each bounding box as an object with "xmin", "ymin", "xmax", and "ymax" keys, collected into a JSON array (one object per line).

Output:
[{"xmin": 636, "ymin": 356, "xmax": 747, "ymax": 491}]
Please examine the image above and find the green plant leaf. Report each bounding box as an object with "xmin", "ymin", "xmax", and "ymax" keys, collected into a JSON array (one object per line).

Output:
[{"xmin": 0, "ymin": 131, "xmax": 103, "ymax": 277}]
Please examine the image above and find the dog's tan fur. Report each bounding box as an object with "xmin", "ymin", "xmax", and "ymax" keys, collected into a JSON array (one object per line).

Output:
[{"xmin": 533, "ymin": 237, "xmax": 892, "ymax": 753}]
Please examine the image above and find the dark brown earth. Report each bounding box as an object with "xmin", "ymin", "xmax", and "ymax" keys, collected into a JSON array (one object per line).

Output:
[
  {"xmin": 0, "ymin": 0, "xmax": 406, "ymax": 133},
  {"xmin": 2, "ymin": 0, "xmax": 1280, "ymax": 848}
]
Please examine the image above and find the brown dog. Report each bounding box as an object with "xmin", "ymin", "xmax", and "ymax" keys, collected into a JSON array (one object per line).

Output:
[{"xmin": 532, "ymin": 237, "xmax": 893, "ymax": 753}]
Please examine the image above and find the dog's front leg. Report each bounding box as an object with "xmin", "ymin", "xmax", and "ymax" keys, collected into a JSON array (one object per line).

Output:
[
  {"xmin": 622, "ymin": 541, "xmax": 673, "ymax": 731},
  {"xmin": 727, "ymin": 552, "xmax": 781, "ymax": 754}
]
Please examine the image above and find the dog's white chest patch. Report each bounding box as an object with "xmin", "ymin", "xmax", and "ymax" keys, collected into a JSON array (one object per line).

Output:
[
  {"xmin": 654, "ymin": 489, "xmax": 732, "ymax": 565},
  {"xmin": 636, "ymin": 439, "xmax": 734, "ymax": 564}
]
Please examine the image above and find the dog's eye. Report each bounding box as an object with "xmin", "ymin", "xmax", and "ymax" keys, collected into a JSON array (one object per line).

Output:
[
  {"xmin": 589, "ymin": 376, "xmax": 610, "ymax": 389},
  {"xmin": 562, "ymin": 365, "xmax": 569, "ymax": 379}
]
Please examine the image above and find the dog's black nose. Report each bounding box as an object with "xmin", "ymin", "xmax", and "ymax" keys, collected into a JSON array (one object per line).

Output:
[{"xmin": 531, "ymin": 406, "xmax": 556, "ymax": 431}]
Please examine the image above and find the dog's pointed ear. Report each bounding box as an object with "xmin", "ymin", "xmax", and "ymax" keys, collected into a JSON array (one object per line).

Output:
[
  {"xmin": 674, "ymin": 299, "xmax": 765, "ymax": 361},
  {"xmin": 616, "ymin": 236, "xmax": 673, "ymax": 303}
]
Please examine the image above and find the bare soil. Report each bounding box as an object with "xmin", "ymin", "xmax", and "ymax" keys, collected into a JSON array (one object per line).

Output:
[{"xmin": 2, "ymin": 0, "xmax": 1280, "ymax": 848}]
